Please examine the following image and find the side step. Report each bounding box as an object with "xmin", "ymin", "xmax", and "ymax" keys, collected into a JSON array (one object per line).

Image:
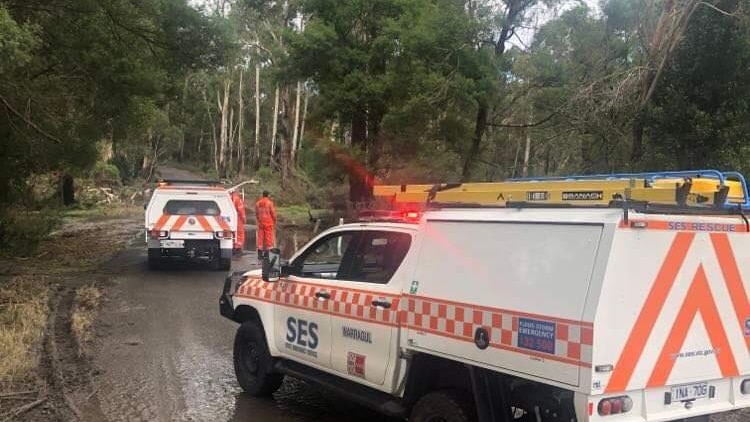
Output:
[{"xmin": 273, "ymin": 359, "xmax": 408, "ymax": 418}]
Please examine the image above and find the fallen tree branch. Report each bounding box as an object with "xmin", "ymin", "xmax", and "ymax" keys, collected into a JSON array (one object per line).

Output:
[
  {"xmin": 0, "ymin": 390, "xmax": 36, "ymax": 398},
  {"xmin": 0, "ymin": 397, "xmax": 47, "ymax": 422},
  {"xmin": 487, "ymin": 111, "xmax": 559, "ymax": 128}
]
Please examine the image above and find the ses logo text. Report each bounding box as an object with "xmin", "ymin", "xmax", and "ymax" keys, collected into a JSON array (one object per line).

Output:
[{"xmin": 285, "ymin": 317, "xmax": 319, "ymax": 357}]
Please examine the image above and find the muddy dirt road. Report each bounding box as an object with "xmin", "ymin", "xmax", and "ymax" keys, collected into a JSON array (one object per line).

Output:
[{"xmin": 90, "ymin": 241, "xmax": 385, "ymax": 422}]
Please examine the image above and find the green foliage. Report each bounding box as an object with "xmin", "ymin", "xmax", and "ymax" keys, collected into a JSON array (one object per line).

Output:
[
  {"xmin": 90, "ymin": 162, "xmax": 122, "ymax": 185},
  {"xmin": 0, "ymin": 210, "xmax": 60, "ymax": 257},
  {"xmin": 0, "ymin": 0, "xmax": 231, "ymax": 204},
  {"xmin": 643, "ymin": 0, "xmax": 750, "ymax": 173}
]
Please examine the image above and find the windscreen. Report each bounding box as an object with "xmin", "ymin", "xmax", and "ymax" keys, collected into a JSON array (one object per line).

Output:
[{"xmin": 163, "ymin": 200, "xmax": 220, "ymax": 216}]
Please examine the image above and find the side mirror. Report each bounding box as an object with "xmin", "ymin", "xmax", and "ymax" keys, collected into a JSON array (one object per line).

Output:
[{"xmin": 262, "ymin": 248, "xmax": 282, "ymax": 282}]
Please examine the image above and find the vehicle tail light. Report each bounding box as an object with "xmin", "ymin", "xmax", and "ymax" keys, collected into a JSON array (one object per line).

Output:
[
  {"xmin": 741, "ymin": 379, "xmax": 750, "ymax": 394},
  {"xmin": 215, "ymin": 230, "xmax": 234, "ymax": 239},
  {"xmin": 149, "ymin": 229, "xmax": 169, "ymax": 239},
  {"xmin": 401, "ymin": 210, "xmax": 420, "ymax": 221},
  {"xmin": 598, "ymin": 396, "xmax": 632, "ymax": 416}
]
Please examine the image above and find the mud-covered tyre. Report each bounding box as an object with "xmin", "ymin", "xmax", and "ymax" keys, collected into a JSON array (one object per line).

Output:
[
  {"xmin": 219, "ymin": 258, "xmax": 231, "ymax": 271},
  {"xmin": 212, "ymin": 255, "xmax": 231, "ymax": 271},
  {"xmin": 147, "ymin": 250, "xmax": 162, "ymax": 270},
  {"xmin": 410, "ymin": 390, "xmax": 477, "ymax": 422},
  {"xmin": 233, "ymin": 321, "xmax": 283, "ymax": 396}
]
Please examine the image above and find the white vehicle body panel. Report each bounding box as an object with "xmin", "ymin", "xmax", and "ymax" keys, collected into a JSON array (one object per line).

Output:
[
  {"xmin": 230, "ymin": 209, "xmax": 750, "ymax": 421},
  {"xmin": 145, "ymin": 186, "xmax": 237, "ymax": 250}
]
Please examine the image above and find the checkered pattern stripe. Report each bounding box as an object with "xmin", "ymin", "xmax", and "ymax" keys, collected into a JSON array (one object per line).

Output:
[
  {"xmin": 236, "ymin": 278, "xmax": 400, "ymax": 326},
  {"xmin": 400, "ymin": 296, "xmax": 594, "ymax": 367},
  {"xmin": 235, "ymin": 279, "xmax": 593, "ymax": 367}
]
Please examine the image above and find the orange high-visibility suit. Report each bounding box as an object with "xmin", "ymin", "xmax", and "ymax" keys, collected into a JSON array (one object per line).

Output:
[
  {"xmin": 232, "ymin": 192, "xmax": 246, "ymax": 251},
  {"xmin": 255, "ymin": 196, "xmax": 277, "ymax": 251}
]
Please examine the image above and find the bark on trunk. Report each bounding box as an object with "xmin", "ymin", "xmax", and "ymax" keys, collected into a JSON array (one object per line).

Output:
[
  {"xmin": 462, "ymin": 102, "xmax": 488, "ymax": 180},
  {"xmin": 348, "ymin": 110, "xmax": 370, "ymax": 205},
  {"xmin": 218, "ymin": 78, "xmax": 231, "ymax": 178},
  {"xmin": 270, "ymin": 85, "xmax": 280, "ymax": 166},
  {"xmin": 254, "ymin": 64, "xmax": 261, "ymax": 170},
  {"xmin": 299, "ymin": 87, "xmax": 309, "ymax": 151},
  {"xmin": 238, "ymin": 70, "xmax": 245, "ymax": 174},
  {"xmin": 61, "ymin": 173, "xmax": 75, "ymax": 206},
  {"xmin": 291, "ymin": 80, "xmax": 302, "ymax": 164}
]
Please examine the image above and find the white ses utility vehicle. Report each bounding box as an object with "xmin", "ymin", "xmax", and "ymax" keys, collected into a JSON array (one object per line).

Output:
[
  {"xmin": 145, "ymin": 180, "xmax": 236, "ymax": 270},
  {"xmin": 220, "ymin": 170, "xmax": 750, "ymax": 422}
]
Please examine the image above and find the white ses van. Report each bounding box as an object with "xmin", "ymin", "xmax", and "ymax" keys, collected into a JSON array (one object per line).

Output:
[
  {"xmin": 220, "ymin": 170, "xmax": 750, "ymax": 422},
  {"xmin": 145, "ymin": 180, "xmax": 236, "ymax": 270}
]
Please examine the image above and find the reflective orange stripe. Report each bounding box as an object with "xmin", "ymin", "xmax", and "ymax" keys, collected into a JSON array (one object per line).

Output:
[
  {"xmin": 171, "ymin": 215, "xmax": 188, "ymax": 231},
  {"xmin": 710, "ymin": 233, "xmax": 750, "ymax": 350},
  {"xmin": 213, "ymin": 216, "xmax": 230, "ymax": 231},
  {"xmin": 646, "ymin": 265, "xmax": 739, "ymax": 387},
  {"xmin": 195, "ymin": 215, "xmax": 213, "ymax": 232},
  {"xmin": 606, "ymin": 232, "xmax": 695, "ymax": 393},
  {"xmin": 154, "ymin": 214, "xmax": 171, "ymax": 231}
]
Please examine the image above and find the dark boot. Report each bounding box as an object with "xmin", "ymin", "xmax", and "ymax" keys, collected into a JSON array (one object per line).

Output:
[{"xmin": 257, "ymin": 250, "xmax": 263, "ymax": 261}]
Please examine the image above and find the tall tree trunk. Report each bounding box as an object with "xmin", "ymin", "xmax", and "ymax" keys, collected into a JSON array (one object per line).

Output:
[
  {"xmin": 203, "ymin": 89, "xmax": 218, "ymax": 174},
  {"xmin": 218, "ymin": 78, "xmax": 231, "ymax": 179},
  {"xmin": 270, "ymin": 84, "xmax": 280, "ymax": 166},
  {"xmin": 254, "ymin": 64, "xmax": 261, "ymax": 170},
  {"xmin": 630, "ymin": 0, "xmax": 711, "ymax": 164},
  {"xmin": 238, "ymin": 70, "xmax": 245, "ymax": 174},
  {"xmin": 522, "ymin": 108, "xmax": 533, "ymax": 177},
  {"xmin": 279, "ymin": 85, "xmax": 292, "ymax": 187},
  {"xmin": 299, "ymin": 87, "xmax": 309, "ymax": 151},
  {"xmin": 462, "ymin": 0, "xmax": 529, "ymax": 180},
  {"xmin": 348, "ymin": 110, "xmax": 369, "ymax": 205},
  {"xmin": 522, "ymin": 129, "xmax": 531, "ymax": 178},
  {"xmin": 462, "ymin": 101, "xmax": 488, "ymax": 180},
  {"xmin": 291, "ymin": 81, "xmax": 302, "ymax": 164},
  {"xmin": 228, "ymin": 107, "xmax": 235, "ymax": 175}
]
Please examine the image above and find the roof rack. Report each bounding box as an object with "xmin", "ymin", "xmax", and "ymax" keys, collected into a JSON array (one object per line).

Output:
[
  {"xmin": 157, "ymin": 179, "xmax": 222, "ymax": 186},
  {"xmin": 373, "ymin": 169, "xmax": 750, "ymax": 210}
]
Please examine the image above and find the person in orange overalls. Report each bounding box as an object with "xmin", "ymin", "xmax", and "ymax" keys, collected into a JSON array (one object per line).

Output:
[
  {"xmin": 255, "ymin": 190, "xmax": 277, "ymax": 260},
  {"xmin": 231, "ymin": 191, "xmax": 246, "ymax": 255}
]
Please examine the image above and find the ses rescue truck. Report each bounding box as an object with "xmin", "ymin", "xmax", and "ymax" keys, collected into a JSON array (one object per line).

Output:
[
  {"xmin": 145, "ymin": 180, "xmax": 236, "ymax": 270},
  {"xmin": 220, "ymin": 170, "xmax": 750, "ymax": 422}
]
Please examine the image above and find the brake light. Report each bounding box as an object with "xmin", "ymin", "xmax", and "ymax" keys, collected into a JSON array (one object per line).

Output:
[
  {"xmin": 597, "ymin": 396, "xmax": 632, "ymax": 416},
  {"xmin": 401, "ymin": 210, "xmax": 420, "ymax": 221},
  {"xmin": 149, "ymin": 229, "xmax": 168, "ymax": 239},
  {"xmin": 215, "ymin": 230, "xmax": 233, "ymax": 239}
]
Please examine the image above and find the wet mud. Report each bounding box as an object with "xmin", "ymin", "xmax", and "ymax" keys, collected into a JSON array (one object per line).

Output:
[{"xmin": 90, "ymin": 229, "xmax": 387, "ymax": 422}]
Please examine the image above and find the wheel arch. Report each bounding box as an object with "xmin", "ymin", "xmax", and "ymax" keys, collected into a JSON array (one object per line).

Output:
[{"xmin": 233, "ymin": 303, "xmax": 280, "ymax": 356}]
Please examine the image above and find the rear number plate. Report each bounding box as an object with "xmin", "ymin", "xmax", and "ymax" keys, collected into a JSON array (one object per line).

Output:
[
  {"xmin": 160, "ymin": 240, "xmax": 184, "ymax": 248},
  {"xmin": 671, "ymin": 382, "xmax": 708, "ymax": 402}
]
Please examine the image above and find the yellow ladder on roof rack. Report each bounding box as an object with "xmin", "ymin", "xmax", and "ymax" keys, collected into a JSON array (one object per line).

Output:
[{"xmin": 373, "ymin": 172, "xmax": 749, "ymax": 209}]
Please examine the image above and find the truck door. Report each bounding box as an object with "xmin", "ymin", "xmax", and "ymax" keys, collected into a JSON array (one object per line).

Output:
[
  {"xmin": 328, "ymin": 230, "xmax": 412, "ymax": 386},
  {"xmin": 274, "ymin": 230, "xmax": 361, "ymax": 369}
]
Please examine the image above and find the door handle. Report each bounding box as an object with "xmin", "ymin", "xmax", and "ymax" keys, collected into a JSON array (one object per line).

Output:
[
  {"xmin": 371, "ymin": 299, "xmax": 392, "ymax": 309},
  {"xmin": 315, "ymin": 291, "xmax": 330, "ymax": 300}
]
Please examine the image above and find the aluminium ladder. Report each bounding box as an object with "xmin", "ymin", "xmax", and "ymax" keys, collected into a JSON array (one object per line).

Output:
[{"xmin": 373, "ymin": 170, "xmax": 750, "ymax": 209}]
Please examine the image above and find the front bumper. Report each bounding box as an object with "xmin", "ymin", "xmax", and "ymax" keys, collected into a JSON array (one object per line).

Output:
[{"xmin": 219, "ymin": 272, "xmax": 245, "ymax": 322}]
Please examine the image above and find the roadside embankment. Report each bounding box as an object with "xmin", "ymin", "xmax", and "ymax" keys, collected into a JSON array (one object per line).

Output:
[{"xmin": 0, "ymin": 204, "xmax": 141, "ymax": 421}]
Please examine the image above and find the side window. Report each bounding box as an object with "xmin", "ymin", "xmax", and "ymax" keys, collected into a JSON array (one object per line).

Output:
[
  {"xmin": 348, "ymin": 231, "xmax": 411, "ymax": 284},
  {"xmin": 293, "ymin": 232, "xmax": 358, "ymax": 280}
]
